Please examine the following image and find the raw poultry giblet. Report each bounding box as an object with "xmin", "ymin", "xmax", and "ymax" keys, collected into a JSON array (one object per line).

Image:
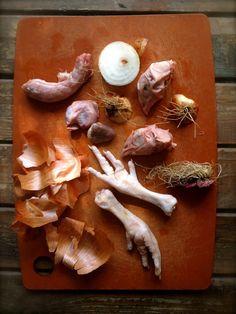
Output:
[
  {"xmin": 137, "ymin": 60, "xmax": 175, "ymax": 115},
  {"xmin": 87, "ymin": 122, "xmax": 115, "ymax": 144},
  {"xmin": 65, "ymin": 100, "xmax": 99, "ymax": 131},
  {"xmin": 122, "ymin": 124, "xmax": 176, "ymax": 157},
  {"xmin": 22, "ymin": 53, "xmax": 93, "ymax": 103}
]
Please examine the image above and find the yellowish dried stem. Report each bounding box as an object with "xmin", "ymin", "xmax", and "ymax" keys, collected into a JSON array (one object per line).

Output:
[{"xmin": 146, "ymin": 161, "xmax": 219, "ymax": 187}]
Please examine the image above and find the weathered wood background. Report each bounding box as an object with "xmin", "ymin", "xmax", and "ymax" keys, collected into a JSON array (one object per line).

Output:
[{"xmin": 0, "ymin": 1, "xmax": 235, "ymax": 313}]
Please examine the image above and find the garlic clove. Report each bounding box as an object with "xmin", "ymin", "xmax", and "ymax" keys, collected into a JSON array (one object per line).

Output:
[{"xmin": 98, "ymin": 41, "xmax": 140, "ymax": 86}]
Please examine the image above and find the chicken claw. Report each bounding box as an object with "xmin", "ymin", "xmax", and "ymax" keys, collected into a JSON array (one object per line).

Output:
[
  {"xmin": 95, "ymin": 189, "xmax": 161, "ymax": 278},
  {"xmin": 87, "ymin": 145, "xmax": 177, "ymax": 216}
]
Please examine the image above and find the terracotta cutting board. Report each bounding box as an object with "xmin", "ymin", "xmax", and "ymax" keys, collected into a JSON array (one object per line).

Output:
[{"xmin": 13, "ymin": 14, "xmax": 217, "ymax": 290}]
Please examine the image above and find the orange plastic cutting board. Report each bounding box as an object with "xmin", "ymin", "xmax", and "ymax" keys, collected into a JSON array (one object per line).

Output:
[{"xmin": 13, "ymin": 14, "xmax": 217, "ymax": 290}]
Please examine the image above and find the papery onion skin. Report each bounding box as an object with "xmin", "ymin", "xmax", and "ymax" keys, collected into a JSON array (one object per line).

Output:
[
  {"xmin": 74, "ymin": 227, "xmax": 114, "ymax": 275},
  {"xmin": 99, "ymin": 41, "xmax": 140, "ymax": 86},
  {"xmin": 13, "ymin": 132, "xmax": 90, "ymax": 235},
  {"xmin": 134, "ymin": 38, "xmax": 148, "ymax": 57},
  {"xmin": 14, "ymin": 196, "xmax": 66, "ymax": 228},
  {"xmin": 44, "ymin": 217, "xmax": 114, "ymax": 275},
  {"xmin": 44, "ymin": 223, "xmax": 59, "ymax": 252},
  {"xmin": 17, "ymin": 131, "xmax": 55, "ymax": 168},
  {"xmin": 15, "ymin": 143, "xmax": 82, "ymax": 191},
  {"xmin": 54, "ymin": 218, "xmax": 85, "ymax": 266}
]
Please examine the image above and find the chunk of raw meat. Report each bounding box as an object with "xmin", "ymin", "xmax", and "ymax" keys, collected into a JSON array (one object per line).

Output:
[
  {"xmin": 122, "ymin": 124, "xmax": 176, "ymax": 157},
  {"xmin": 87, "ymin": 122, "xmax": 115, "ymax": 144},
  {"xmin": 22, "ymin": 53, "xmax": 93, "ymax": 103},
  {"xmin": 137, "ymin": 60, "xmax": 175, "ymax": 115},
  {"xmin": 65, "ymin": 100, "xmax": 99, "ymax": 131}
]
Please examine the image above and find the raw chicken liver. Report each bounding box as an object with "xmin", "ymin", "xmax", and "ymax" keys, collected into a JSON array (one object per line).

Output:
[{"xmin": 87, "ymin": 122, "xmax": 115, "ymax": 144}]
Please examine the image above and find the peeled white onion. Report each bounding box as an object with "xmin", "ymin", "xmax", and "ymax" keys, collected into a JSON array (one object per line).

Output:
[{"xmin": 98, "ymin": 41, "xmax": 140, "ymax": 86}]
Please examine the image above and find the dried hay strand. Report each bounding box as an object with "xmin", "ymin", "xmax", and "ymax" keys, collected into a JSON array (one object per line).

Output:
[{"xmin": 146, "ymin": 161, "xmax": 221, "ymax": 188}]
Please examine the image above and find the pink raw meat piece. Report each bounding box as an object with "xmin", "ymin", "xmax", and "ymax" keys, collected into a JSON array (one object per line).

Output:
[
  {"xmin": 137, "ymin": 60, "xmax": 176, "ymax": 115},
  {"xmin": 122, "ymin": 124, "xmax": 176, "ymax": 157},
  {"xmin": 65, "ymin": 100, "xmax": 99, "ymax": 131}
]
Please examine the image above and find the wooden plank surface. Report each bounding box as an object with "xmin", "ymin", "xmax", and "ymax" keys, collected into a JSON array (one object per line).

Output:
[
  {"xmin": 216, "ymin": 83, "xmax": 236, "ymax": 145},
  {"xmin": 0, "ymin": 80, "xmax": 12, "ymax": 141},
  {"xmin": 0, "ymin": 271, "xmax": 235, "ymax": 313},
  {"xmin": 215, "ymin": 213, "xmax": 236, "ymax": 274},
  {"xmin": 0, "ymin": 0, "xmax": 235, "ymax": 14},
  {"xmin": 0, "ymin": 16, "xmax": 236, "ymax": 78},
  {"xmin": 0, "ymin": 209, "xmax": 19, "ymax": 269}
]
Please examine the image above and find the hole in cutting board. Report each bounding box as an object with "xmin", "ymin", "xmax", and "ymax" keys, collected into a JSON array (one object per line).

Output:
[{"xmin": 33, "ymin": 256, "xmax": 54, "ymax": 276}]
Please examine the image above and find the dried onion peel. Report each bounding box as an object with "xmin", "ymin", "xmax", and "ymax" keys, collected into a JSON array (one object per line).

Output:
[
  {"xmin": 17, "ymin": 130, "xmax": 55, "ymax": 168},
  {"xmin": 14, "ymin": 195, "xmax": 65, "ymax": 228},
  {"xmin": 13, "ymin": 131, "xmax": 89, "ymax": 229},
  {"xmin": 134, "ymin": 38, "xmax": 149, "ymax": 57},
  {"xmin": 146, "ymin": 161, "xmax": 218, "ymax": 188},
  {"xmin": 15, "ymin": 136, "xmax": 83, "ymax": 191},
  {"xmin": 44, "ymin": 217, "xmax": 114, "ymax": 275},
  {"xmin": 98, "ymin": 41, "xmax": 140, "ymax": 86}
]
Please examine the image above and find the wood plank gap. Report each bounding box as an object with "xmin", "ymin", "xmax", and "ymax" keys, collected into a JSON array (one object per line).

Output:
[
  {"xmin": 0, "ymin": 10, "xmax": 236, "ymax": 17},
  {"xmin": 217, "ymin": 208, "xmax": 236, "ymax": 214},
  {"xmin": 218, "ymin": 144, "xmax": 236, "ymax": 148},
  {"xmin": 212, "ymin": 274, "xmax": 236, "ymax": 279},
  {"xmin": 216, "ymin": 78, "xmax": 236, "ymax": 83},
  {"xmin": 0, "ymin": 140, "xmax": 13, "ymax": 145},
  {"xmin": 0, "ymin": 267, "xmax": 20, "ymax": 273},
  {"xmin": 0, "ymin": 142, "xmax": 13, "ymax": 147},
  {"xmin": 0, "ymin": 73, "xmax": 14, "ymax": 80}
]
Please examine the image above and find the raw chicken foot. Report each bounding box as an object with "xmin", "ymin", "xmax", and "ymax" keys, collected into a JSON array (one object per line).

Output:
[
  {"xmin": 95, "ymin": 189, "xmax": 161, "ymax": 278},
  {"xmin": 87, "ymin": 146, "xmax": 177, "ymax": 216}
]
